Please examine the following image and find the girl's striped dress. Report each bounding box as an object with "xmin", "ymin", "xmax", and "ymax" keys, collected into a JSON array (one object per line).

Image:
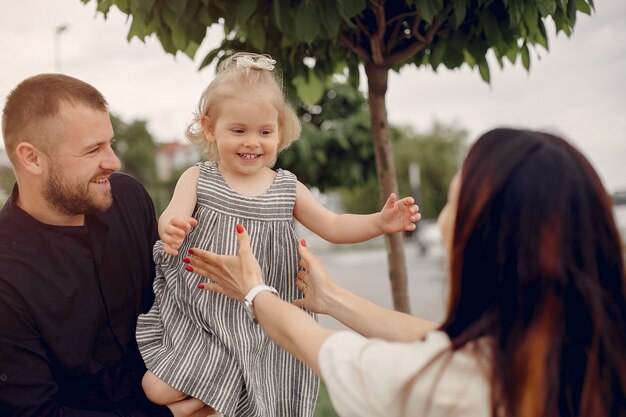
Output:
[{"xmin": 136, "ymin": 161, "xmax": 319, "ymax": 417}]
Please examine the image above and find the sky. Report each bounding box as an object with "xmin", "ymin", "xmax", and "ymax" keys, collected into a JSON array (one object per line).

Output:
[{"xmin": 1, "ymin": 0, "xmax": 625, "ymax": 192}]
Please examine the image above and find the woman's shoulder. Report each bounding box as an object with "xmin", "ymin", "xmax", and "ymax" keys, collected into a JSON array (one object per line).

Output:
[{"xmin": 319, "ymin": 330, "xmax": 491, "ymax": 417}]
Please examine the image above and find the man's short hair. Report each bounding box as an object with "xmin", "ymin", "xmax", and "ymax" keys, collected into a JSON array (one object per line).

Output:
[{"xmin": 2, "ymin": 74, "xmax": 108, "ymax": 162}]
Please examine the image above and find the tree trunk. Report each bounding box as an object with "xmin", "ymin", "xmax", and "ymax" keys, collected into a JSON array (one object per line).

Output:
[{"xmin": 364, "ymin": 63, "xmax": 411, "ymax": 314}]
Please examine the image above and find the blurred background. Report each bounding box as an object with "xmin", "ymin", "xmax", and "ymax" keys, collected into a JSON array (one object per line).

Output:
[{"xmin": 1, "ymin": 1, "xmax": 625, "ymax": 415}]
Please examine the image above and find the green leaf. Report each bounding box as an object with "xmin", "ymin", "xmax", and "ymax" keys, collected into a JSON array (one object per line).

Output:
[
  {"xmin": 129, "ymin": 0, "xmax": 155, "ymax": 20},
  {"xmin": 171, "ymin": 23, "xmax": 188, "ymax": 51},
  {"xmin": 293, "ymin": 70, "xmax": 325, "ymax": 105},
  {"xmin": 415, "ymin": 0, "xmax": 439, "ymax": 24},
  {"xmin": 340, "ymin": 0, "xmax": 366, "ymax": 20},
  {"xmin": 536, "ymin": 0, "xmax": 556, "ymax": 16},
  {"xmin": 521, "ymin": 42, "xmax": 531, "ymax": 70},
  {"xmin": 197, "ymin": 7, "xmax": 213, "ymax": 26},
  {"xmin": 295, "ymin": 2, "xmax": 320, "ymax": 44},
  {"xmin": 567, "ymin": 0, "xmax": 577, "ymax": 24},
  {"xmin": 96, "ymin": 0, "xmax": 113, "ymax": 15},
  {"xmin": 248, "ymin": 23, "xmax": 266, "ymax": 51},
  {"xmin": 507, "ymin": 0, "xmax": 525, "ymax": 28},
  {"xmin": 166, "ymin": 0, "xmax": 187, "ymax": 18},
  {"xmin": 478, "ymin": 60, "xmax": 490, "ymax": 83},
  {"xmin": 429, "ymin": 43, "xmax": 446, "ymax": 70},
  {"xmin": 237, "ymin": 0, "xmax": 257, "ymax": 24},
  {"xmin": 127, "ymin": 15, "xmax": 150, "ymax": 40},
  {"xmin": 272, "ymin": 0, "xmax": 290, "ymax": 31},
  {"xmin": 576, "ymin": 0, "xmax": 592, "ymax": 15},
  {"xmin": 318, "ymin": 0, "xmax": 342, "ymax": 37},
  {"xmin": 452, "ymin": 0, "xmax": 468, "ymax": 27},
  {"xmin": 479, "ymin": 11, "xmax": 499, "ymax": 44},
  {"xmin": 115, "ymin": 0, "xmax": 130, "ymax": 13},
  {"xmin": 184, "ymin": 40, "xmax": 200, "ymax": 59},
  {"xmin": 505, "ymin": 44, "xmax": 518, "ymax": 65}
]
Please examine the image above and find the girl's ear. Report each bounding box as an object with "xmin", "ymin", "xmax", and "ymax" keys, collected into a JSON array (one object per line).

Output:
[
  {"xmin": 15, "ymin": 141, "xmax": 44, "ymax": 175},
  {"xmin": 200, "ymin": 116, "xmax": 216, "ymax": 143}
]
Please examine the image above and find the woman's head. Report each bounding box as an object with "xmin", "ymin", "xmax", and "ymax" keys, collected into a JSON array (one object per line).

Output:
[
  {"xmin": 185, "ymin": 52, "xmax": 301, "ymax": 163},
  {"xmin": 440, "ymin": 128, "xmax": 626, "ymax": 417}
]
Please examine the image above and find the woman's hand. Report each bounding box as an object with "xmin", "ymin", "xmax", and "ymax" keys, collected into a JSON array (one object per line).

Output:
[
  {"xmin": 293, "ymin": 241, "xmax": 341, "ymax": 315},
  {"xmin": 188, "ymin": 224, "xmax": 264, "ymax": 301}
]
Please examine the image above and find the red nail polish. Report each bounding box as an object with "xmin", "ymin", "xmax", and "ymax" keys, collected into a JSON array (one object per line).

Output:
[
  {"xmin": 236, "ymin": 224, "xmax": 244, "ymax": 234},
  {"xmin": 197, "ymin": 284, "xmax": 204, "ymax": 289},
  {"xmin": 300, "ymin": 239, "xmax": 307, "ymax": 247},
  {"xmin": 188, "ymin": 249, "xmax": 194, "ymax": 254},
  {"xmin": 183, "ymin": 257, "xmax": 190, "ymax": 264},
  {"xmin": 185, "ymin": 266, "xmax": 193, "ymax": 272}
]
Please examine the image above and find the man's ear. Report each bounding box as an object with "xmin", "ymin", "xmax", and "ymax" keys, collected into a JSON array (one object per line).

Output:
[
  {"xmin": 200, "ymin": 116, "xmax": 216, "ymax": 143},
  {"xmin": 15, "ymin": 142, "xmax": 45, "ymax": 175}
]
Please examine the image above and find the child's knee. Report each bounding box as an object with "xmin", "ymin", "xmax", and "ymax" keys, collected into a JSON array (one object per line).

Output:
[{"xmin": 142, "ymin": 371, "xmax": 186, "ymax": 405}]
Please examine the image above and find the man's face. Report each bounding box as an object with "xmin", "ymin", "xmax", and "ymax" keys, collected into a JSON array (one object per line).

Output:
[{"xmin": 42, "ymin": 104, "xmax": 121, "ymax": 216}]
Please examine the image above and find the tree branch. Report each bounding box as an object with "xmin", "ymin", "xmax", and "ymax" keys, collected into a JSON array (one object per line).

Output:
[
  {"xmin": 370, "ymin": 0, "xmax": 386, "ymax": 64},
  {"xmin": 388, "ymin": 19, "xmax": 443, "ymax": 66},
  {"xmin": 340, "ymin": 34, "xmax": 371, "ymax": 63}
]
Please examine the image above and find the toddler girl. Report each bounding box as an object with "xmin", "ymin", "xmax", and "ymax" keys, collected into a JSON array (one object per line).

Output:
[{"xmin": 136, "ymin": 52, "xmax": 420, "ymax": 417}]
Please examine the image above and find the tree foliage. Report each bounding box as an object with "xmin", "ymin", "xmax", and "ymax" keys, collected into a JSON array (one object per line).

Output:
[
  {"xmin": 341, "ymin": 122, "xmax": 467, "ymax": 219},
  {"xmin": 277, "ymin": 82, "xmax": 377, "ymax": 191},
  {"xmin": 83, "ymin": 0, "xmax": 593, "ymax": 95},
  {"xmin": 82, "ymin": 0, "xmax": 594, "ymax": 312},
  {"xmin": 110, "ymin": 114, "xmax": 158, "ymax": 192}
]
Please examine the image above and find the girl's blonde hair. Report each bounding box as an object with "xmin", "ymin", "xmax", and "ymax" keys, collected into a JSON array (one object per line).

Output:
[{"xmin": 185, "ymin": 52, "xmax": 301, "ymax": 161}]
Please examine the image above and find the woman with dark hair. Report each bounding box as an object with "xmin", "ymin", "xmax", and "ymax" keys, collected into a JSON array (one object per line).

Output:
[{"xmin": 186, "ymin": 128, "xmax": 626, "ymax": 417}]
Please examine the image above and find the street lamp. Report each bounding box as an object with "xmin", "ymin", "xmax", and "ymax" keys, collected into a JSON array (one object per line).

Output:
[{"xmin": 53, "ymin": 24, "xmax": 68, "ymax": 73}]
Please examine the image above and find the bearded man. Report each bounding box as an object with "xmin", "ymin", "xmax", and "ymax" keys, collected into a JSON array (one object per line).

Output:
[{"xmin": 0, "ymin": 74, "xmax": 212, "ymax": 417}]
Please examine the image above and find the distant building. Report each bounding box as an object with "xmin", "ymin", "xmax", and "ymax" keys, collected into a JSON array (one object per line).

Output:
[{"xmin": 155, "ymin": 142, "xmax": 202, "ymax": 182}]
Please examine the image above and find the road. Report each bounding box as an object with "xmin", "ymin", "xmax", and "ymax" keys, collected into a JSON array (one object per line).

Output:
[{"xmin": 301, "ymin": 233, "xmax": 450, "ymax": 330}]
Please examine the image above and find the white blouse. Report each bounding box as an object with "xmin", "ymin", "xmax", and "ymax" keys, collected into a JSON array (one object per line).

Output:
[{"xmin": 318, "ymin": 330, "xmax": 491, "ymax": 417}]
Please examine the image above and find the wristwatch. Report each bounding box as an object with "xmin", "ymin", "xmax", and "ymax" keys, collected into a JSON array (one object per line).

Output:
[{"xmin": 244, "ymin": 284, "xmax": 278, "ymax": 323}]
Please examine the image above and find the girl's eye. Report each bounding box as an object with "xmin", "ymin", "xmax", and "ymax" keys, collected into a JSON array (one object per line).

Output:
[
  {"xmin": 261, "ymin": 130, "xmax": 273, "ymax": 135},
  {"xmin": 232, "ymin": 129, "xmax": 245, "ymax": 134}
]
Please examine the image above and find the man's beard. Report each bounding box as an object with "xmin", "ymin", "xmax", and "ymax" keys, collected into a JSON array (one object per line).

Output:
[{"xmin": 43, "ymin": 165, "xmax": 114, "ymax": 216}]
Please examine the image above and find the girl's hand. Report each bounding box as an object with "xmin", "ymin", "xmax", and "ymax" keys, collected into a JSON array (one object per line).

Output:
[
  {"xmin": 189, "ymin": 224, "xmax": 264, "ymax": 300},
  {"xmin": 162, "ymin": 216, "xmax": 198, "ymax": 256},
  {"xmin": 292, "ymin": 241, "xmax": 340, "ymax": 315},
  {"xmin": 379, "ymin": 193, "xmax": 421, "ymax": 233}
]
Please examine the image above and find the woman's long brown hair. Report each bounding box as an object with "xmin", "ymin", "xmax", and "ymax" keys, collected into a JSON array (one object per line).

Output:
[{"xmin": 441, "ymin": 128, "xmax": 626, "ymax": 417}]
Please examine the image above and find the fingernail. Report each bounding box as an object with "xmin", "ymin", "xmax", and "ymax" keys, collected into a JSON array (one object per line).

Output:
[
  {"xmin": 197, "ymin": 284, "xmax": 204, "ymax": 289},
  {"xmin": 188, "ymin": 249, "xmax": 194, "ymax": 254},
  {"xmin": 183, "ymin": 257, "xmax": 190, "ymax": 264},
  {"xmin": 236, "ymin": 224, "xmax": 244, "ymax": 234},
  {"xmin": 186, "ymin": 266, "xmax": 193, "ymax": 272},
  {"xmin": 300, "ymin": 239, "xmax": 307, "ymax": 247}
]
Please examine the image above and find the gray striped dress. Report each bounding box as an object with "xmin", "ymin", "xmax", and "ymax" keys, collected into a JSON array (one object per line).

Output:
[{"xmin": 136, "ymin": 161, "xmax": 319, "ymax": 417}]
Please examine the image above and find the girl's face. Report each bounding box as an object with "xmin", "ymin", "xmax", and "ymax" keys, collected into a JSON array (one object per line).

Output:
[
  {"xmin": 438, "ymin": 174, "xmax": 461, "ymax": 260},
  {"xmin": 203, "ymin": 96, "xmax": 280, "ymax": 178}
]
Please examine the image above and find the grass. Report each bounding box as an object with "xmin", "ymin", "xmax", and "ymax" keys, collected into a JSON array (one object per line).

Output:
[{"xmin": 314, "ymin": 382, "xmax": 340, "ymax": 417}]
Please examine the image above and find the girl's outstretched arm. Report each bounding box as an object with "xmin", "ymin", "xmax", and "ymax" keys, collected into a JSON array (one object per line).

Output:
[{"xmin": 293, "ymin": 181, "xmax": 420, "ymax": 243}]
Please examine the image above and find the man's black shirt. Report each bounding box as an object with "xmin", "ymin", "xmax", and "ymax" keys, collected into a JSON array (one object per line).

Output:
[{"xmin": 0, "ymin": 173, "xmax": 172, "ymax": 417}]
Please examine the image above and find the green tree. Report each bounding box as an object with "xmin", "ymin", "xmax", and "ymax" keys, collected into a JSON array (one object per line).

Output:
[
  {"xmin": 341, "ymin": 122, "xmax": 467, "ymax": 220},
  {"xmin": 110, "ymin": 114, "xmax": 158, "ymax": 193},
  {"xmin": 394, "ymin": 122, "xmax": 467, "ymax": 219},
  {"xmin": 278, "ymin": 82, "xmax": 377, "ymax": 190},
  {"xmin": 83, "ymin": 0, "xmax": 593, "ymax": 312}
]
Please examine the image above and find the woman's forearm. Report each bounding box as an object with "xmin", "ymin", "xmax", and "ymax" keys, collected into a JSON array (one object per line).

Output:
[
  {"xmin": 323, "ymin": 285, "xmax": 439, "ymax": 342},
  {"xmin": 253, "ymin": 292, "xmax": 336, "ymax": 376}
]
